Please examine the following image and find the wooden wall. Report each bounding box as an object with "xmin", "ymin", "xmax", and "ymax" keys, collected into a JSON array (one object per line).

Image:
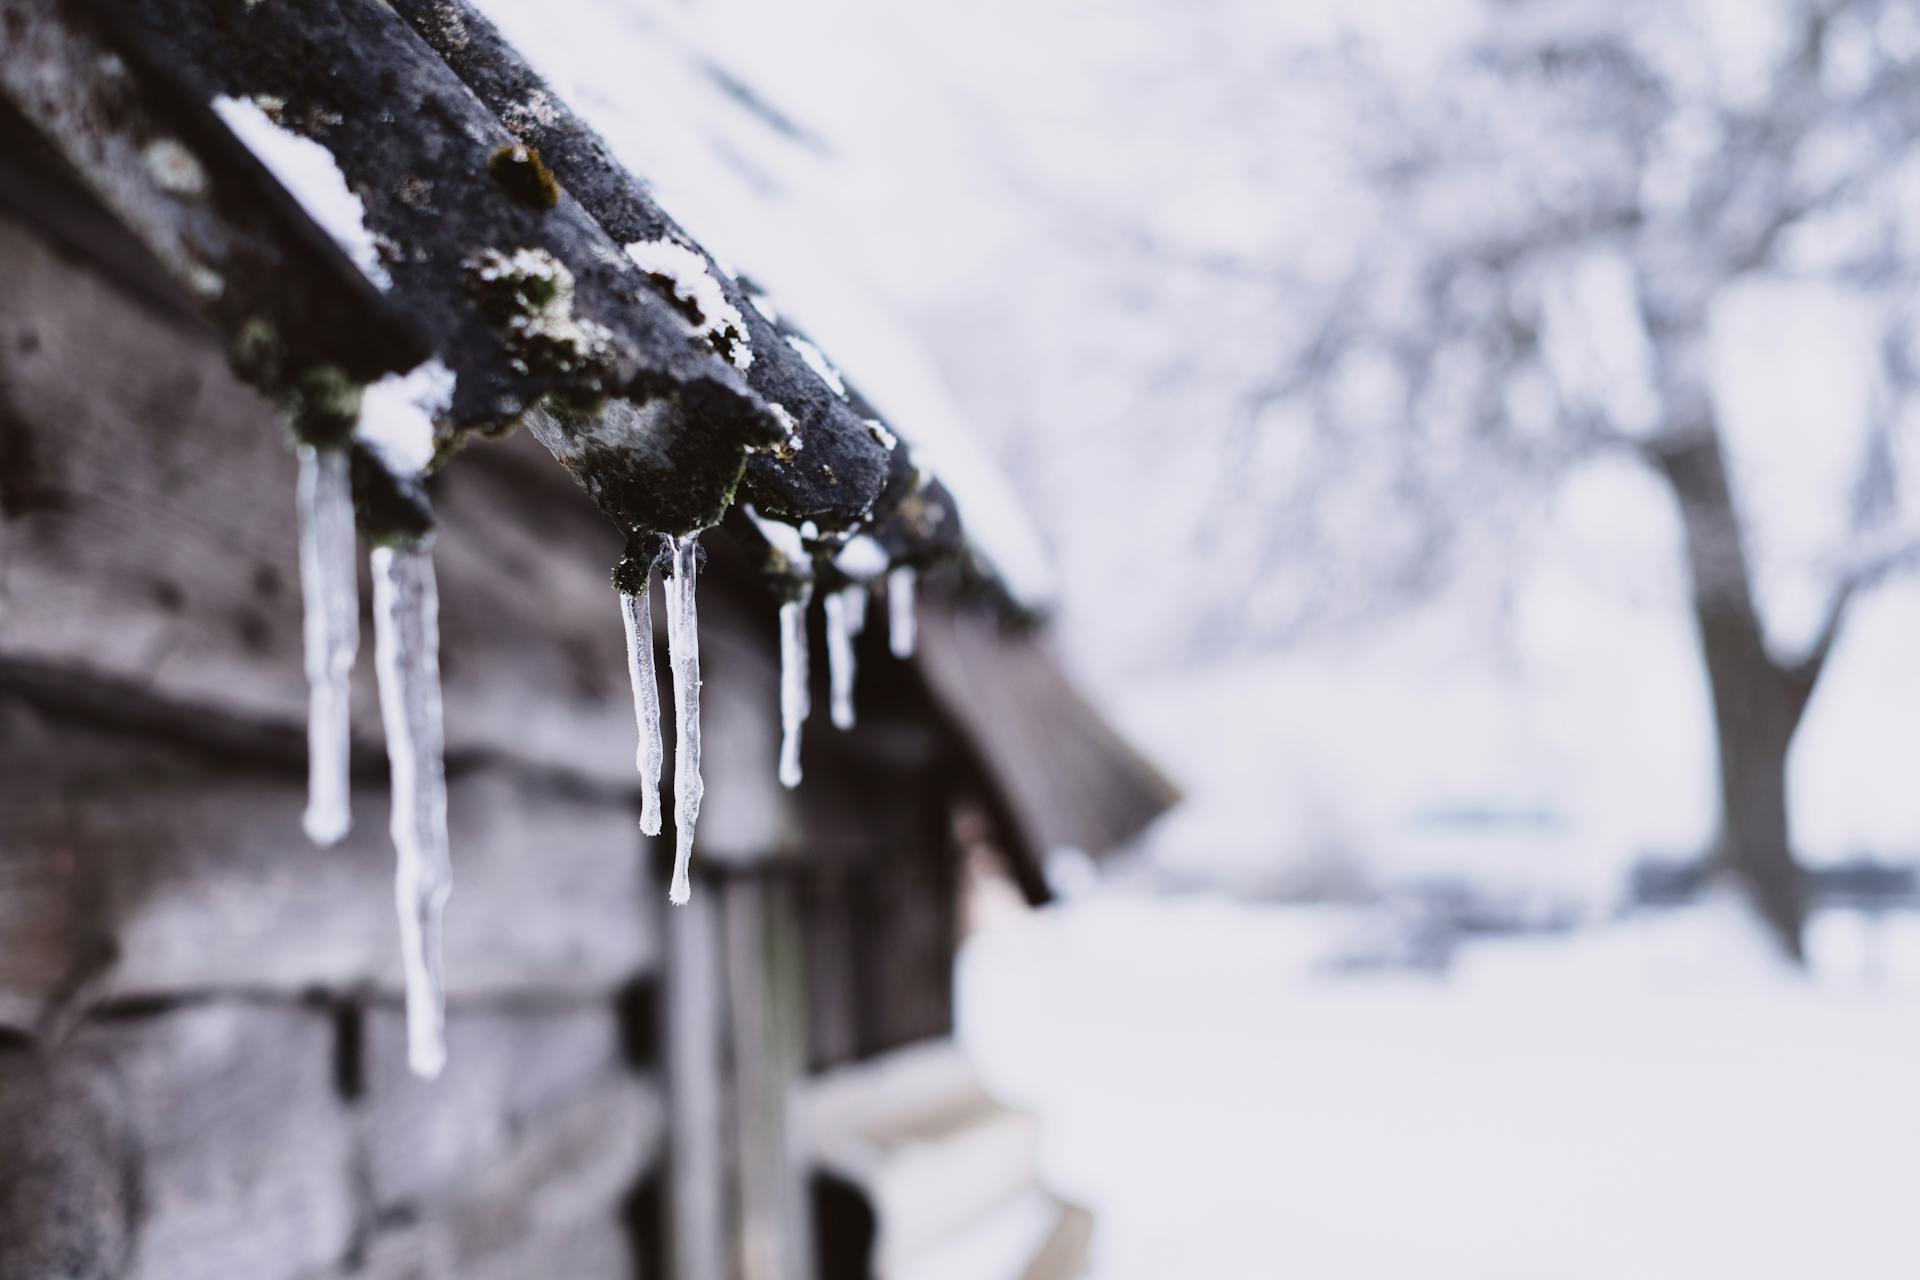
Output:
[
  {"xmin": 0, "ymin": 205, "xmax": 678, "ymax": 1278},
  {"xmin": 0, "ymin": 202, "xmax": 979, "ymax": 1277}
]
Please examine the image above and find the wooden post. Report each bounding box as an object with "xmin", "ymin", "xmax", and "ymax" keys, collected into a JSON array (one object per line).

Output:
[
  {"xmin": 665, "ymin": 886, "xmax": 727, "ymax": 1280},
  {"xmin": 725, "ymin": 876, "xmax": 815, "ymax": 1280},
  {"xmin": 666, "ymin": 870, "xmax": 814, "ymax": 1280}
]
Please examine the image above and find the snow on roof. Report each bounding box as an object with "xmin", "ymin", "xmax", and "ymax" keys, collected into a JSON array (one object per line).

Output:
[
  {"xmin": 211, "ymin": 93, "xmax": 392, "ymax": 291},
  {"xmin": 623, "ymin": 236, "xmax": 753, "ymax": 370},
  {"xmin": 357, "ymin": 358, "xmax": 457, "ymax": 476},
  {"xmin": 471, "ymin": 0, "xmax": 1057, "ymax": 608}
]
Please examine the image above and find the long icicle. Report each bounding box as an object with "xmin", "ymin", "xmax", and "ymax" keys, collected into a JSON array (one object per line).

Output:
[
  {"xmin": 887, "ymin": 566, "xmax": 918, "ymax": 659},
  {"xmin": 824, "ymin": 588, "xmax": 858, "ymax": 730},
  {"xmin": 298, "ymin": 446, "xmax": 359, "ymax": 846},
  {"xmin": 777, "ymin": 588, "xmax": 812, "ymax": 788},
  {"xmin": 844, "ymin": 583, "xmax": 869, "ymax": 637},
  {"xmin": 620, "ymin": 576, "xmax": 665, "ymax": 836},
  {"xmin": 371, "ymin": 541, "xmax": 451, "ymax": 1079},
  {"xmin": 663, "ymin": 533, "xmax": 704, "ymax": 905}
]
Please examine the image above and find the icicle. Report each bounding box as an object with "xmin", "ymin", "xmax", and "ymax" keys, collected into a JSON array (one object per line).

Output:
[
  {"xmin": 662, "ymin": 533, "xmax": 704, "ymax": 905},
  {"xmin": 371, "ymin": 542, "xmax": 451, "ymax": 1079},
  {"xmin": 777, "ymin": 589, "xmax": 811, "ymax": 789},
  {"xmin": 297, "ymin": 446, "xmax": 359, "ymax": 847},
  {"xmin": 887, "ymin": 566, "xmax": 917, "ymax": 659},
  {"xmin": 620, "ymin": 580, "xmax": 665, "ymax": 836},
  {"xmin": 844, "ymin": 583, "xmax": 869, "ymax": 637},
  {"xmin": 824, "ymin": 588, "xmax": 859, "ymax": 730}
]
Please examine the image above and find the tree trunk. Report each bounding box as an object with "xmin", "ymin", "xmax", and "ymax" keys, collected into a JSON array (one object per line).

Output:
[
  {"xmin": 1651, "ymin": 427, "xmax": 1813, "ymax": 961},
  {"xmin": 1703, "ymin": 642, "xmax": 1808, "ymax": 961}
]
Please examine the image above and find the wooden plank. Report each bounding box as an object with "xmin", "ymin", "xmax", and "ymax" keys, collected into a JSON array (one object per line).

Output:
[
  {"xmin": 356, "ymin": 1047, "xmax": 662, "ymax": 1280},
  {"xmin": 0, "ymin": 1044, "xmax": 135, "ymax": 1280},
  {"xmin": 358, "ymin": 1003, "xmax": 633, "ymax": 1209},
  {"xmin": 0, "ymin": 2, "xmax": 423, "ymax": 394},
  {"xmin": 0, "ymin": 211, "xmax": 646, "ymax": 787},
  {"xmin": 800, "ymin": 870, "xmax": 860, "ymax": 1072},
  {"xmin": 0, "ymin": 698, "xmax": 658, "ymax": 1033},
  {"xmin": 914, "ymin": 600, "xmax": 1181, "ymax": 899},
  {"xmin": 665, "ymin": 872, "xmax": 816, "ymax": 1280},
  {"xmin": 663, "ymin": 885, "xmax": 727, "ymax": 1280},
  {"xmin": 1022, "ymin": 1203, "xmax": 1094, "ymax": 1280},
  {"xmin": 70, "ymin": 1004, "xmax": 356, "ymax": 1280},
  {"xmin": 722, "ymin": 877, "xmax": 814, "ymax": 1280},
  {"xmin": 360, "ymin": 1213, "xmax": 639, "ymax": 1280},
  {"xmin": 849, "ymin": 784, "xmax": 961, "ymax": 1059}
]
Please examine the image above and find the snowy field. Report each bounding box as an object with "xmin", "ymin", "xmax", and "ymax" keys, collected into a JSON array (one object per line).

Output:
[{"xmin": 959, "ymin": 891, "xmax": 1920, "ymax": 1279}]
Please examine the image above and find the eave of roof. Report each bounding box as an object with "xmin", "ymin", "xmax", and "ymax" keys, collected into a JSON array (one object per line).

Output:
[{"xmin": 0, "ymin": 0, "xmax": 975, "ymax": 573}]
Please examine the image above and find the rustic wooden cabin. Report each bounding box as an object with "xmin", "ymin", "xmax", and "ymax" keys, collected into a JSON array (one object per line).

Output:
[{"xmin": 0, "ymin": 2, "xmax": 1173, "ymax": 1278}]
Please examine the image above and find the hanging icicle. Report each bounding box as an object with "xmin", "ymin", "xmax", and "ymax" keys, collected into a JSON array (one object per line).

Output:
[
  {"xmin": 371, "ymin": 541, "xmax": 452, "ymax": 1079},
  {"xmin": 297, "ymin": 445, "xmax": 359, "ymax": 846},
  {"xmin": 824, "ymin": 587, "xmax": 859, "ymax": 731},
  {"xmin": 844, "ymin": 583, "xmax": 869, "ymax": 637},
  {"xmin": 777, "ymin": 589, "xmax": 812, "ymax": 789},
  {"xmin": 662, "ymin": 533, "xmax": 705, "ymax": 905},
  {"xmin": 887, "ymin": 566, "xmax": 918, "ymax": 659},
  {"xmin": 620, "ymin": 579, "xmax": 666, "ymax": 836}
]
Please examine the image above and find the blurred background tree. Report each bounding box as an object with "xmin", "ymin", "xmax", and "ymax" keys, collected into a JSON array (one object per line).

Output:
[{"xmin": 1230, "ymin": 0, "xmax": 1920, "ymax": 956}]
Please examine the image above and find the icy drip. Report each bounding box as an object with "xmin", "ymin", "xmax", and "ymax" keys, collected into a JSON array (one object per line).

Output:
[
  {"xmin": 662, "ymin": 533, "xmax": 704, "ymax": 905},
  {"xmin": 887, "ymin": 567, "xmax": 917, "ymax": 659},
  {"xmin": 620, "ymin": 580, "xmax": 665, "ymax": 836},
  {"xmin": 824, "ymin": 588, "xmax": 858, "ymax": 730},
  {"xmin": 298, "ymin": 447, "xmax": 359, "ymax": 846},
  {"xmin": 778, "ymin": 591, "xmax": 811, "ymax": 789},
  {"xmin": 371, "ymin": 542, "xmax": 451, "ymax": 1079},
  {"xmin": 844, "ymin": 583, "xmax": 869, "ymax": 636}
]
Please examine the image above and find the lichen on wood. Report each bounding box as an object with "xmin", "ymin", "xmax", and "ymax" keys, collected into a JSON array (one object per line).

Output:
[
  {"xmin": 31, "ymin": 0, "xmax": 794, "ymax": 543},
  {"xmin": 388, "ymin": 0, "xmax": 904, "ymax": 538}
]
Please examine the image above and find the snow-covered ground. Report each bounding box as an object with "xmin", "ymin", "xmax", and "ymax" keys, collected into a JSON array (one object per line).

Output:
[{"xmin": 959, "ymin": 890, "xmax": 1920, "ymax": 1279}]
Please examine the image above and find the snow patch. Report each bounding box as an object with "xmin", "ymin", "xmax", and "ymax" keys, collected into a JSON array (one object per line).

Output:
[
  {"xmin": 471, "ymin": 247, "xmax": 614, "ymax": 374},
  {"xmin": 745, "ymin": 505, "xmax": 809, "ymax": 569},
  {"xmin": 143, "ymin": 137, "xmax": 208, "ymax": 197},
  {"xmin": 356, "ymin": 359, "xmax": 456, "ymax": 476},
  {"xmin": 625, "ymin": 237, "xmax": 753, "ymax": 368},
  {"xmin": 212, "ymin": 94, "xmax": 392, "ymax": 290},
  {"xmin": 786, "ymin": 334, "xmax": 847, "ymax": 397},
  {"xmin": 834, "ymin": 533, "xmax": 890, "ymax": 580}
]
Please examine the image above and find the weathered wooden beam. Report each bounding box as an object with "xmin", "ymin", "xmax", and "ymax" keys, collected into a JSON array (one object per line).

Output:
[
  {"xmin": 0, "ymin": 0, "xmax": 425, "ymax": 397},
  {"xmin": 102, "ymin": 0, "xmax": 795, "ymax": 538},
  {"xmin": 388, "ymin": 0, "xmax": 890, "ymax": 534},
  {"xmin": 0, "ymin": 0, "xmax": 799, "ymax": 540},
  {"xmin": 389, "ymin": 0, "xmax": 968, "ymax": 573},
  {"xmin": 0, "ymin": 210, "xmax": 657, "ymax": 787},
  {"xmin": 915, "ymin": 598, "xmax": 1182, "ymax": 899},
  {"xmin": 0, "ymin": 698, "xmax": 659, "ymax": 1034}
]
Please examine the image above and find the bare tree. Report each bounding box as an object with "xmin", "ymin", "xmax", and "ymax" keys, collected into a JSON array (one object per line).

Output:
[{"xmin": 1254, "ymin": 0, "xmax": 1920, "ymax": 956}]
